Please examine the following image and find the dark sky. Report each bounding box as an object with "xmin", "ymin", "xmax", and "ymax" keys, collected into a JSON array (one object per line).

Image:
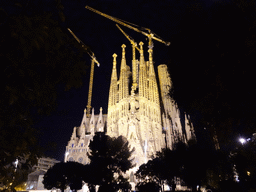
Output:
[{"xmin": 31, "ymin": 0, "xmax": 256, "ymax": 161}]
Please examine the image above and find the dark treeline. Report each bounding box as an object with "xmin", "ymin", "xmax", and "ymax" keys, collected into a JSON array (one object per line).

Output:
[
  {"xmin": 43, "ymin": 133, "xmax": 134, "ymax": 192},
  {"xmin": 168, "ymin": 0, "xmax": 256, "ymax": 151}
]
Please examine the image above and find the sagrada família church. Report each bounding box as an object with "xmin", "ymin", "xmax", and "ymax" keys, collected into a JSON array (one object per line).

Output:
[{"xmin": 64, "ymin": 41, "xmax": 195, "ymax": 175}]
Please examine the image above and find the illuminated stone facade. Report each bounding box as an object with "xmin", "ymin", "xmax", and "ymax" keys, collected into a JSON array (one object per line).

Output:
[
  {"xmin": 65, "ymin": 42, "xmax": 195, "ymax": 168},
  {"xmin": 107, "ymin": 43, "xmax": 164, "ymax": 166},
  {"xmin": 158, "ymin": 64, "xmax": 195, "ymax": 149},
  {"xmin": 64, "ymin": 108, "xmax": 107, "ymax": 164}
]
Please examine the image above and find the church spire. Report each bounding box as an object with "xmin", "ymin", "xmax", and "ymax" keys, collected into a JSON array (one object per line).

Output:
[
  {"xmin": 132, "ymin": 43, "xmax": 137, "ymax": 89},
  {"xmin": 121, "ymin": 44, "xmax": 126, "ymax": 70},
  {"xmin": 71, "ymin": 127, "xmax": 77, "ymax": 141},
  {"xmin": 139, "ymin": 42, "xmax": 146, "ymax": 98},
  {"xmin": 80, "ymin": 109, "xmax": 87, "ymax": 127},
  {"xmin": 89, "ymin": 108, "xmax": 95, "ymax": 134},
  {"xmin": 108, "ymin": 53, "xmax": 118, "ymax": 107},
  {"xmin": 119, "ymin": 44, "xmax": 128, "ymax": 100},
  {"xmin": 79, "ymin": 108, "xmax": 87, "ymax": 136},
  {"xmin": 148, "ymin": 49, "xmax": 154, "ymax": 102},
  {"xmin": 96, "ymin": 107, "xmax": 104, "ymax": 132}
]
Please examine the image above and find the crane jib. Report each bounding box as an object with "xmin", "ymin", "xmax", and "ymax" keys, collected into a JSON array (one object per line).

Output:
[{"xmin": 85, "ymin": 6, "xmax": 170, "ymax": 46}]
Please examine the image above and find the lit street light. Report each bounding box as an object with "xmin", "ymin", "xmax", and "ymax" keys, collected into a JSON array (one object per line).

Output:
[{"xmin": 239, "ymin": 138, "xmax": 246, "ymax": 145}]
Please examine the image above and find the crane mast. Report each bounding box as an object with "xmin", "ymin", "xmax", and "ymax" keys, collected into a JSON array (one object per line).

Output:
[
  {"xmin": 87, "ymin": 57, "xmax": 95, "ymax": 116},
  {"xmin": 85, "ymin": 6, "xmax": 170, "ymax": 48},
  {"xmin": 67, "ymin": 28, "xmax": 100, "ymax": 117}
]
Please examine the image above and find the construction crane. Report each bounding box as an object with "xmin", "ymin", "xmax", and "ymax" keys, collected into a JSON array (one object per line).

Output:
[
  {"xmin": 85, "ymin": 6, "xmax": 170, "ymax": 49},
  {"xmin": 116, "ymin": 24, "xmax": 139, "ymax": 89},
  {"xmin": 67, "ymin": 28, "xmax": 100, "ymax": 117},
  {"xmin": 116, "ymin": 24, "xmax": 140, "ymax": 52}
]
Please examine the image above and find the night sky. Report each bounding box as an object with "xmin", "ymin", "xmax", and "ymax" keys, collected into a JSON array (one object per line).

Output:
[{"xmin": 14, "ymin": 0, "xmax": 254, "ymax": 161}]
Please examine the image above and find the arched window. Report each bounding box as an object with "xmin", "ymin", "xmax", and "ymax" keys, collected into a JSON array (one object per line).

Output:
[{"xmin": 78, "ymin": 157, "xmax": 83, "ymax": 163}]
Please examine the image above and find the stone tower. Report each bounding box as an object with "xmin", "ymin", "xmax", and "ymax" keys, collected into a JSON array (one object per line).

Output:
[{"xmin": 158, "ymin": 64, "xmax": 195, "ymax": 150}]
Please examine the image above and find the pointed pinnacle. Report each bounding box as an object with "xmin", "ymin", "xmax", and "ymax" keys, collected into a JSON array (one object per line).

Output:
[{"xmin": 112, "ymin": 53, "xmax": 117, "ymax": 68}]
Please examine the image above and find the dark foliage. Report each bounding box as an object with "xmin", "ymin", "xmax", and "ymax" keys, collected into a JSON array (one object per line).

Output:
[
  {"xmin": 136, "ymin": 139, "xmax": 235, "ymax": 192},
  {"xmin": 43, "ymin": 162, "xmax": 84, "ymax": 192},
  {"xmin": 86, "ymin": 132, "xmax": 134, "ymax": 192},
  {"xmin": 168, "ymin": 0, "xmax": 256, "ymax": 150},
  {"xmin": 231, "ymin": 138, "xmax": 256, "ymax": 192},
  {"xmin": 136, "ymin": 181, "xmax": 161, "ymax": 192},
  {"xmin": 0, "ymin": 0, "xmax": 88, "ymax": 189}
]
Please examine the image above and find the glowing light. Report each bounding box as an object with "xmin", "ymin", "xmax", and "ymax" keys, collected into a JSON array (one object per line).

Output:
[
  {"xmin": 235, "ymin": 175, "xmax": 240, "ymax": 182},
  {"xmin": 14, "ymin": 159, "xmax": 18, "ymax": 168},
  {"xmin": 247, "ymin": 171, "xmax": 251, "ymax": 176},
  {"xmin": 239, "ymin": 138, "xmax": 246, "ymax": 145},
  {"xmin": 64, "ymin": 152, "xmax": 69, "ymax": 163}
]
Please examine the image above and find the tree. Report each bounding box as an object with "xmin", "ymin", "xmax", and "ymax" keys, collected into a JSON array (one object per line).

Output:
[
  {"xmin": 136, "ymin": 139, "xmax": 235, "ymax": 192},
  {"xmin": 135, "ymin": 158, "xmax": 164, "ymax": 192},
  {"xmin": 178, "ymin": 139, "xmax": 234, "ymax": 192},
  {"xmin": 231, "ymin": 137, "xmax": 256, "ymax": 192},
  {"xmin": 0, "ymin": 0, "xmax": 88, "ymax": 188},
  {"xmin": 86, "ymin": 132, "xmax": 134, "ymax": 192},
  {"xmin": 181, "ymin": 141, "xmax": 210, "ymax": 192},
  {"xmin": 43, "ymin": 163, "xmax": 69, "ymax": 192},
  {"xmin": 136, "ymin": 143, "xmax": 186, "ymax": 192},
  {"xmin": 136, "ymin": 181, "xmax": 161, "ymax": 192},
  {"xmin": 43, "ymin": 162, "xmax": 85, "ymax": 192},
  {"xmin": 168, "ymin": 0, "xmax": 256, "ymax": 151}
]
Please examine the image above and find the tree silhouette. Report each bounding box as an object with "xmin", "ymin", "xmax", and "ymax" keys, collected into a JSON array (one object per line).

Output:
[
  {"xmin": 43, "ymin": 162, "xmax": 84, "ymax": 192},
  {"xmin": 135, "ymin": 158, "xmax": 164, "ymax": 191},
  {"xmin": 136, "ymin": 181, "xmax": 161, "ymax": 192},
  {"xmin": 86, "ymin": 132, "xmax": 134, "ymax": 192},
  {"xmin": 169, "ymin": 0, "xmax": 256, "ymax": 151},
  {"xmin": 136, "ymin": 143, "xmax": 186, "ymax": 192},
  {"xmin": 0, "ymin": 0, "xmax": 88, "ymax": 188},
  {"xmin": 231, "ymin": 138, "xmax": 256, "ymax": 192},
  {"xmin": 136, "ymin": 139, "xmax": 235, "ymax": 192}
]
